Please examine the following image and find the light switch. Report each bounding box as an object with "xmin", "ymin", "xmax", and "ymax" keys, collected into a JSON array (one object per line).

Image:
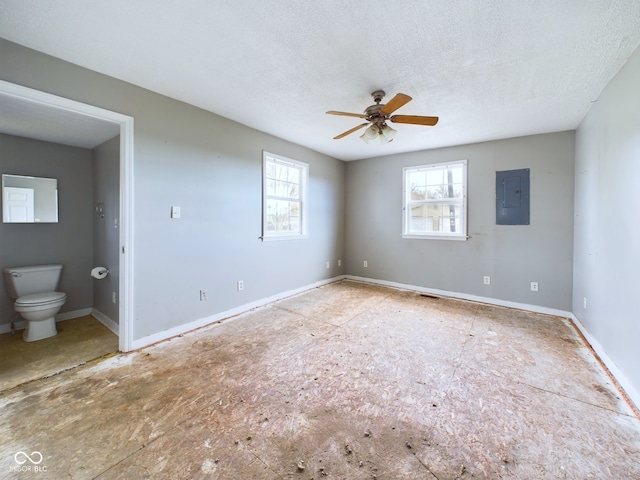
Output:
[{"xmin": 171, "ymin": 206, "xmax": 181, "ymax": 219}]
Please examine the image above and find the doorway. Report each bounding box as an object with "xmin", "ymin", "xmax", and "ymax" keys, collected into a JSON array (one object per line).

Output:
[{"xmin": 0, "ymin": 80, "xmax": 134, "ymax": 353}]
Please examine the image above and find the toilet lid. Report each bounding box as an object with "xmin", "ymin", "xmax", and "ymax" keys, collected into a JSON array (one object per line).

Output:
[{"xmin": 15, "ymin": 291, "xmax": 66, "ymax": 307}]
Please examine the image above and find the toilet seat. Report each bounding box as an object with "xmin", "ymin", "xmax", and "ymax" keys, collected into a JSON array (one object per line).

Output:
[{"xmin": 15, "ymin": 292, "xmax": 67, "ymax": 308}]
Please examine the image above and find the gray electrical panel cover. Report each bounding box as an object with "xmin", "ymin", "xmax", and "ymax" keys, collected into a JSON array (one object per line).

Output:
[{"xmin": 496, "ymin": 168, "xmax": 530, "ymax": 225}]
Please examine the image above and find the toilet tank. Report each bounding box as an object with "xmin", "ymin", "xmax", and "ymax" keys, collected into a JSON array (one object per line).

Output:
[{"xmin": 3, "ymin": 264, "xmax": 63, "ymax": 299}]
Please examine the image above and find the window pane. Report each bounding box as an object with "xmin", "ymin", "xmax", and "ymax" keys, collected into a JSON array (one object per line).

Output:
[
  {"xmin": 426, "ymin": 169, "xmax": 444, "ymax": 186},
  {"xmin": 427, "ymin": 185, "xmax": 443, "ymax": 199},
  {"xmin": 274, "ymin": 163, "xmax": 288, "ymax": 180},
  {"xmin": 277, "ymin": 180, "xmax": 297, "ymax": 198},
  {"xmin": 266, "ymin": 178, "xmax": 276, "ymax": 196},
  {"xmin": 288, "ymin": 166, "xmax": 300, "ymax": 184},
  {"xmin": 268, "ymin": 162, "xmax": 300, "ymax": 200},
  {"xmin": 448, "ymin": 168, "xmax": 462, "ymax": 184},
  {"xmin": 447, "ymin": 204, "xmax": 461, "ymax": 233},
  {"xmin": 263, "ymin": 152, "xmax": 308, "ymax": 239},
  {"xmin": 265, "ymin": 161, "xmax": 275, "ymax": 178},
  {"xmin": 409, "ymin": 203, "xmax": 461, "ymax": 234},
  {"xmin": 404, "ymin": 161, "xmax": 466, "ymax": 238},
  {"xmin": 273, "ymin": 180, "xmax": 289, "ymax": 198},
  {"xmin": 409, "ymin": 204, "xmax": 428, "ymax": 232},
  {"xmin": 411, "ymin": 185, "xmax": 426, "ymax": 200},
  {"xmin": 266, "ymin": 199, "xmax": 301, "ymax": 234},
  {"xmin": 450, "ymin": 183, "xmax": 463, "ymax": 198}
]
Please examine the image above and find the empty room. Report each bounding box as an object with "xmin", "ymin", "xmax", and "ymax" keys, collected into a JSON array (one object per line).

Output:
[{"xmin": 1, "ymin": 2, "xmax": 639, "ymax": 479}]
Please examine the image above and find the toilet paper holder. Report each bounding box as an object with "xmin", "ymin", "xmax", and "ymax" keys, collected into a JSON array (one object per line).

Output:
[{"xmin": 91, "ymin": 267, "xmax": 110, "ymax": 279}]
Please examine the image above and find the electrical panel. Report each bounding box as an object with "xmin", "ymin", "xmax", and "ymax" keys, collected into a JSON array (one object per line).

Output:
[{"xmin": 496, "ymin": 168, "xmax": 530, "ymax": 225}]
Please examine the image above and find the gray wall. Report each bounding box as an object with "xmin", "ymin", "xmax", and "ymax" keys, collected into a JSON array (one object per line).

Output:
[
  {"xmin": 92, "ymin": 136, "xmax": 120, "ymax": 323},
  {"xmin": 0, "ymin": 39, "xmax": 345, "ymax": 340},
  {"xmin": 574, "ymin": 46, "xmax": 640, "ymax": 394},
  {"xmin": 0, "ymin": 133, "xmax": 94, "ymax": 326},
  {"xmin": 345, "ymin": 131, "xmax": 575, "ymax": 311}
]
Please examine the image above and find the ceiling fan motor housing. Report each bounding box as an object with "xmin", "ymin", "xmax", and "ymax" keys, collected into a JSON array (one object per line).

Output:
[
  {"xmin": 364, "ymin": 104, "xmax": 385, "ymax": 123},
  {"xmin": 365, "ymin": 91, "xmax": 388, "ymax": 125},
  {"xmin": 371, "ymin": 90, "xmax": 386, "ymax": 103}
]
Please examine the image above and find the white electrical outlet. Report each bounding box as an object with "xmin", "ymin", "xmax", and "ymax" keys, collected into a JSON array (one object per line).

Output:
[
  {"xmin": 530, "ymin": 282, "xmax": 539, "ymax": 292},
  {"xmin": 171, "ymin": 206, "xmax": 181, "ymax": 219},
  {"xmin": 483, "ymin": 276, "xmax": 491, "ymax": 285},
  {"xmin": 338, "ymin": 259, "xmax": 342, "ymax": 267},
  {"xmin": 237, "ymin": 280, "xmax": 244, "ymax": 291},
  {"xmin": 200, "ymin": 289, "xmax": 207, "ymax": 301},
  {"xmin": 112, "ymin": 291, "xmax": 117, "ymax": 303},
  {"xmin": 583, "ymin": 297, "xmax": 587, "ymax": 309},
  {"xmin": 326, "ymin": 261, "xmax": 330, "ymax": 269},
  {"xmin": 363, "ymin": 260, "xmax": 368, "ymax": 268}
]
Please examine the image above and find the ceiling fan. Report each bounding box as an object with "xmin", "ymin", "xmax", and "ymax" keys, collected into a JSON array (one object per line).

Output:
[{"xmin": 327, "ymin": 90, "xmax": 439, "ymax": 144}]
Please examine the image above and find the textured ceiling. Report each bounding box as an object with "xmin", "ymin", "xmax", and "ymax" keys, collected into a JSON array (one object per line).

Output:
[
  {"xmin": 0, "ymin": 91, "xmax": 120, "ymax": 149},
  {"xmin": 1, "ymin": 0, "xmax": 640, "ymax": 160}
]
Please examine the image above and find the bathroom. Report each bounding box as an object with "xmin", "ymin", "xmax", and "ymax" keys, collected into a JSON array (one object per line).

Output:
[{"xmin": 0, "ymin": 130, "xmax": 120, "ymax": 388}]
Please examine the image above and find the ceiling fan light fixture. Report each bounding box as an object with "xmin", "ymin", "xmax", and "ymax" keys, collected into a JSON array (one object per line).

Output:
[
  {"xmin": 381, "ymin": 123, "xmax": 396, "ymax": 142},
  {"xmin": 329, "ymin": 91, "xmax": 436, "ymax": 143},
  {"xmin": 359, "ymin": 124, "xmax": 379, "ymax": 143},
  {"xmin": 360, "ymin": 123, "xmax": 396, "ymax": 144}
]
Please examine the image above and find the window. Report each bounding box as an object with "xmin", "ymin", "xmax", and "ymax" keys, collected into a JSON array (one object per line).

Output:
[
  {"xmin": 402, "ymin": 160, "xmax": 467, "ymax": 240},
  {"xmin": 262, "ymin": 151, "xmax": 308, "ymax": 240}
]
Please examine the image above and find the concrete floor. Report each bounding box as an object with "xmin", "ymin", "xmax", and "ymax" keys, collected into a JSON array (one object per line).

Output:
[{"xmin": 1, "ymin": 280, "xmax": 639, "ymax": 479}]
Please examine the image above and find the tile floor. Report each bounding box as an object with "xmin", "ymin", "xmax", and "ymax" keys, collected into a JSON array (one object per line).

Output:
[{"xmin": 0, "ymin": 281, "xmax": 638, "ymax": 479}]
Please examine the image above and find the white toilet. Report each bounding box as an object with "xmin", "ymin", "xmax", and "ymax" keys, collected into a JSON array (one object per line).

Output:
[{"xmin": 3, "ymin": 264, "xmax": 67, "ymax": 342}]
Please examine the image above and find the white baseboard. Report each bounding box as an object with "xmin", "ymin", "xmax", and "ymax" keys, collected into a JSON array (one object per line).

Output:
[
  {"xmin": 56, "ymin": 308, "xmax": 93, "ymax": 321},
  {"xmin": 31, "ymin": 275, "xmax": 633, "ymax": 415},
  {"xmin": 346, "ymin": 275, "xmax": 573, "ymax": 318},
  {"xmin": 570, "ymin": 313, "xmax": 640, "ymax": 414},
  {"xmin": 0, "ymin": 319, "xmax": 24, "ymax": 334},
  {"xmin": 130, "ymin": 273, "xmax": 570, "ymax": 351},
  {"xmin": 346, "ymin": 275, "xmax": 639, "ymax": 414},
  {"xmin": 0, "ymin": 308, "xmax": 93, "ymax": 334},
  {"xmin": 130, "ymin": 275, "xmax": 348, "ymax": 351},
  {"xmin": 91, "ymin": 309, "xmax": 119, "ymax": 336}
]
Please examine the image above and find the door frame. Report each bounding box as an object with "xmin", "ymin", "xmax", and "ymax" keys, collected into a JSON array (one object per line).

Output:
[{"xmin": 0, "ymin": 80, "xmax": 135, "ymax": 352}]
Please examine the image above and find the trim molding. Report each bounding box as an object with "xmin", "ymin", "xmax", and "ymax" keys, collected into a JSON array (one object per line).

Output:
[
  {"xmin": 345, "ymin": 275, "xmax": 639, "ymax": 415},
  {"xmin": 130, "ymin": 275, "xmax": 348, "ymax": 351},
  {"xmin": 0, "ymin": 320, "xmax": 25, "ymax": 334},
  {"xmin": 91, "ymin": 309, "xmax": 119, "ymax": 336},
  {"xmin": 569, "ymin": 313, "xmax": 640, "ymax": 418},
  {"xmin": 0, "ymin": 308, "xmax": 93, "ymax": 334},
  {"xmin": 346, "ymin": 275, "xmax": 572, "ymax": 317},
  {"xmin": 57, "ymin": 308, "xmax": 93, "ymax": 321},
  {"xmin": 0, "ymin": 80, "xmax": 135, "ymax": 354}
]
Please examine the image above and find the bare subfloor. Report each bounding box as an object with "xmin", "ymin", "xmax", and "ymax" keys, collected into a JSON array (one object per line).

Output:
[
  {"xmin": 1, "ymin": 281, "xmax": 639, "ymax": 479},
  {"xmin": 0, "ymin": 315, "xmax": 118, "ymax": 393}
]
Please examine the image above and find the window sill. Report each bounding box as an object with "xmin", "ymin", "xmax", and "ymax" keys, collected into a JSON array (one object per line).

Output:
[
  {"xmin": 261, "ymin": 234, "xmax": 309, "ymax": 242},
  {"xmin": 402, "ymin": 234, "xmax": 468, "ymax": 241}
]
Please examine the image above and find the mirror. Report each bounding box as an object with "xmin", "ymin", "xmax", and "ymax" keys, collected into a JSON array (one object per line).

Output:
[{"xmin": 2, "ymin": 174, "xmax": 58, "ymax": 223}]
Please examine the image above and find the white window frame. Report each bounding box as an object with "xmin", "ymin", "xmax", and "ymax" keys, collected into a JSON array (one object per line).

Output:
[
  {"xmin": 402, "ymin": 159, "xmax": 468, "ymax": 241},
  {"xmin": 262, "ymin": 151, "xmax": 309, "ymax": 241}
]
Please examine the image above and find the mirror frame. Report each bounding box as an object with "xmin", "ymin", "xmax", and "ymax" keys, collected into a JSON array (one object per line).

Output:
[{"xmin": 2, "ymin": 173, "xmax": 59, "ymax": 223}]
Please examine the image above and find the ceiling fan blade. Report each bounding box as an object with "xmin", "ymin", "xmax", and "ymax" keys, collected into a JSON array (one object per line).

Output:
[
  {"xmin": 390, "ymin": 115, "xmax": 439, "ymax": 126},
  {"xmin": 333, "ymin": 123, "xmax": 369, "ymax": 140},
  {"xmin": 380, "ymin": 93, "xmax": 412, "ymax": 115},
  {"xmin": 326, "ymin": 110, "xmax": 366, "ymax": 118}
]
